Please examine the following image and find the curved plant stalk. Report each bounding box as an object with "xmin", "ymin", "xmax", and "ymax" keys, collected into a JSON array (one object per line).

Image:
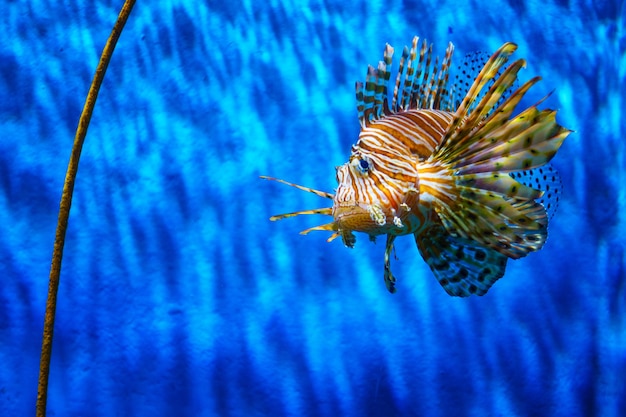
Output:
[{"xmin": 36, "ymin": 1, "xmax": 136, "ymax": 416}]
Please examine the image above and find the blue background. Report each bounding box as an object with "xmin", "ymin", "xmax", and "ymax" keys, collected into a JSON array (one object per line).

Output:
[{"xmin": 1, "ymin": 0, "xmax": 624, "ymax": 416}]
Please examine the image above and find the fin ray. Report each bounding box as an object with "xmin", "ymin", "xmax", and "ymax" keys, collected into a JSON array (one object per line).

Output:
[
  {"xmin": 417, "ymin": 42, "xmax": 570, "ymax": 258},
  {"xmin": 300, "ymin": 222, "xmax": 336, "ymax": 235},
  {"xmin": 269, "ymin": 208, "xmax": 332, "ymax": 221},
  {"xmin": 510, "ymin": 164, "xmax": 563, "ymax": 220},
  {"xmin": 358, "ymin": 36, "xmax": 455, "ymax": 127}
]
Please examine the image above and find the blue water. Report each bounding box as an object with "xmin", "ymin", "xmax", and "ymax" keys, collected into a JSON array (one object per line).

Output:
[{"xmin": 1, "ymin": 1, "xmax": 624, "ymax": 416}]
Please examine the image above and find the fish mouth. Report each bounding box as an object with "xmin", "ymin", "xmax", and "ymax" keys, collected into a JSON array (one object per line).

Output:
[{"xmin": 333, "ymin": 201, "xmax": 389, "ymax": 234}]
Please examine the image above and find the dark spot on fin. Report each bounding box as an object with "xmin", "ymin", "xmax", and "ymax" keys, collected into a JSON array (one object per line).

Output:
[
  {"xmin": 509, "ymin": 163, "xmax": 562, "ymax": 220},
  {"xmin": 414, "ymin": 224, "xmax": 508, "ymax": 297},
  {"xmin": 450, "ymin": 49, "xmax": 517, "ymax": 113}
]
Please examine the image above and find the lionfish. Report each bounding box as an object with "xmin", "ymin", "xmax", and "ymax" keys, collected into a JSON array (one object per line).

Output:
[{"xmin": 262, "ymin": 37, "xmax": 570, "ymax": 297}]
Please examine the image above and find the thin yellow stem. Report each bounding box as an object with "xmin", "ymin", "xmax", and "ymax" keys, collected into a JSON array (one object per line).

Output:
[{"xmin": 36, "ymin": 1, "xmax": 136, "ymax": 416}]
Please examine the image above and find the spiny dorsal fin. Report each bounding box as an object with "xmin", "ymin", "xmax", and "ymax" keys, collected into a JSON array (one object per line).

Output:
[{"xmin": 355, "ymin": 37, "xmax": 455, "ymax": 128}]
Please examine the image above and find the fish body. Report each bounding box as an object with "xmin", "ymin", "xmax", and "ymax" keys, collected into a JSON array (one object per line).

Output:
[{"xmin": 262, "ymin": 37, "xmax": 571, "ymax": 297}]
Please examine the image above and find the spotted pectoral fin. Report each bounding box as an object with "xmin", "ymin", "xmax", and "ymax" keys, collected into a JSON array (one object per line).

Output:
[{"xmin": 414, "ymin": 224, "xmax": 508, "ymax": 297}]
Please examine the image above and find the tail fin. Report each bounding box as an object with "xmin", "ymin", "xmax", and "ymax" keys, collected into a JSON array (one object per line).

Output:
[{"xmin": 417, "ymin": 43, "xmax": 571, "ymax": 259}]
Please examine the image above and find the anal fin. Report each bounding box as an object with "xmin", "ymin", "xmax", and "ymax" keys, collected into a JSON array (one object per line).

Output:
[{"xmin": 415, "ymin": 224, "xmax": 508, "ymax": 297}]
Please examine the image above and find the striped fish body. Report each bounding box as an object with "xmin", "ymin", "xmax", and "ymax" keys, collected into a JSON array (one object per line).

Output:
[{"xmin": 263, "ymin": 37, "xmax": 571, "ymax": 297}]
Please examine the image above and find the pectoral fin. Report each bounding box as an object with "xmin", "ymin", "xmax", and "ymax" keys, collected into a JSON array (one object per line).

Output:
[{"xmin": 415, "ymin": 224, "xmax": 508, "ymax": 297}]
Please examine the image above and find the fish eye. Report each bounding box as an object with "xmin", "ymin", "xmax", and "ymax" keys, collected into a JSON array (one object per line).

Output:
[{"xmin": 352, "ymin": 156, "xmax": 372, "ymax": 175}]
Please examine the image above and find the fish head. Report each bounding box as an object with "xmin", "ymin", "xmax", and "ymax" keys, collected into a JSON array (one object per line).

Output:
[
  {"xmin": 333, "ymin": 162, "xmax": 383, "ymax": 235},
  {"xmin": 332, "ymin": 145, "xmax": 421, "ymax": 239}
]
